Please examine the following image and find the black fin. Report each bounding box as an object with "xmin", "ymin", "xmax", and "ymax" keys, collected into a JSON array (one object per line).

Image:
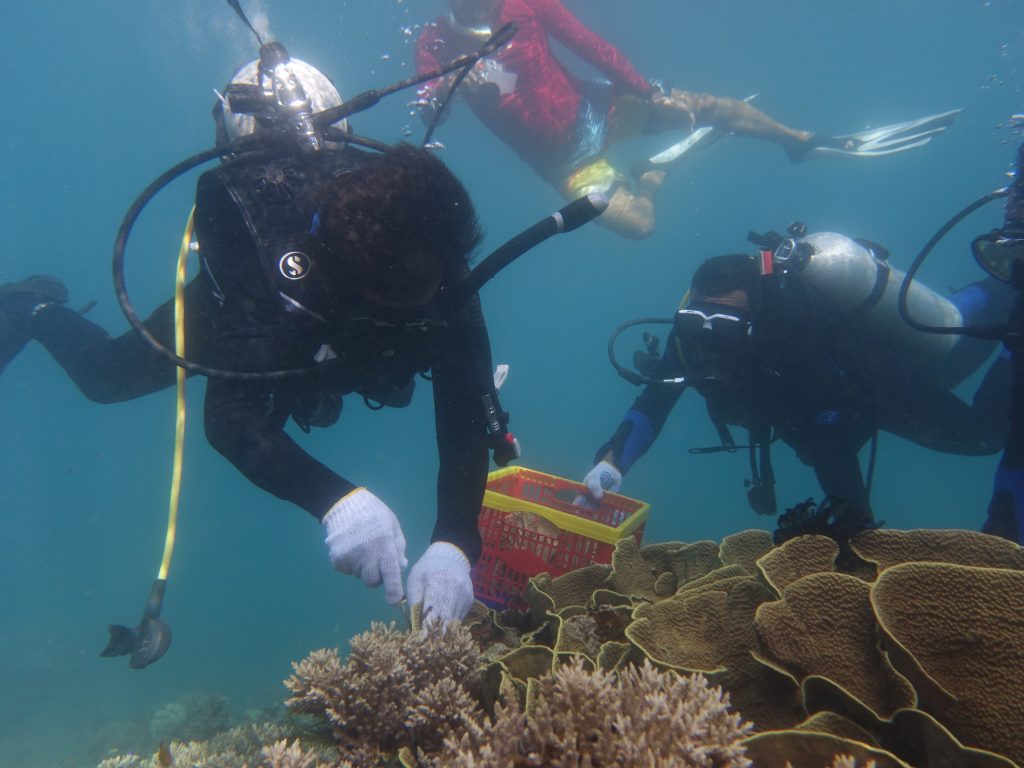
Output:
[{"xmin": 100, "ymin": 624, "xmax": 136, "ymax": 657}]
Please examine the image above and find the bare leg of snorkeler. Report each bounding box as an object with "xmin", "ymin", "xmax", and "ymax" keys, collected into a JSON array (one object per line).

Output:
[
  {"xmin": 653, "ymin": 89, "xmax": 815, "ymax": 161},
  {"xmin": 588, "ymin": 90, "xmax": 815, "ymax": 240}
]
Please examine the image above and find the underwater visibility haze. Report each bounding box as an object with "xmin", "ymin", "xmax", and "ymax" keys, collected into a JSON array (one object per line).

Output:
[{"xmin": 1, "ymin": 0, "xmax": 1023, "ymax": 765}]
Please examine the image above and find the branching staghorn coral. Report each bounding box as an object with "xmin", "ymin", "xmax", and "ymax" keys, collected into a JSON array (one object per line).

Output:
[
  {"xmin": 94, "ymin": 724, "xmax": 335, "ymax": 768},
  {"xmin": 441, "ymin": 656, "xmax": 752, "ymax": 767},
  {"xmin": 260, "ymin": 738, "xmax": 352, "ymax": 768},
  {"xmin": 149, "ymin": 692, "xmax": 232, "ymax": 744},
  {"xmin": 285, "ymin": 622, "xmax": 483, "ymax": 762},
  {"xmin": 96, "ymin": 737, "xmax": 343, "ymax": 768}
]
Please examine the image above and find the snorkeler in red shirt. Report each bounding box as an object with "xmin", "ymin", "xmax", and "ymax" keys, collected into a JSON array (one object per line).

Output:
[
  {"xmin": 415, "ymin": 0, "xmax": 817, "ymax": 239},
  {"xmin": 416, "ymin": 0, "xmax": 959, "ymax": 240}
]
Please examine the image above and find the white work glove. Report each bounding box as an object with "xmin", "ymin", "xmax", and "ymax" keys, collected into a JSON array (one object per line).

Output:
[
  {"xmin": 406, "ymin": 542, "xmax": 475, "ymax": 626},
  {"xmin": 583, "ymin": 460, "xmax": 623, "ymax": 501},
  {"xmin": 322, "ymin": 488, "xmax": 408, "ymax": 605}
]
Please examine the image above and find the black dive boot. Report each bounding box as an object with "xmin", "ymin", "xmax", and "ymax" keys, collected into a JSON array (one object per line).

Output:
[{"xmin": 0, "ymin": 275, "xmax": 68, "ymax": 374}]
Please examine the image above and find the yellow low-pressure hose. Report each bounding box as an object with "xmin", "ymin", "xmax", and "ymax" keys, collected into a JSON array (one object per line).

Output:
[{"xmin": 157, "ymin": 208, "xmax": 194, "ymax": 581}]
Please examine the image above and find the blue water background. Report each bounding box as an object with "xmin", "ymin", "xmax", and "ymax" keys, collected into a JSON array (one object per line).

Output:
[{"xmin": 1, "ymin": 1, "xmax": 1021, "ymax": 765}]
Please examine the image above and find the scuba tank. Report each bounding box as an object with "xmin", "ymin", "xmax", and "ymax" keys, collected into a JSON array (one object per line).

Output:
[
  {"xmin": 610, "ymin": 223, "xmax": 972, "ymax": 388},
  {"xmin": 770, "ymin": 230, "xmax": 963, "ymax": 369}
]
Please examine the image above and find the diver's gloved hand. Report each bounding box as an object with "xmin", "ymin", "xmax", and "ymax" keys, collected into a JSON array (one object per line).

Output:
[
  {"xmin": 322, "ymin": 488, "xmax": 408, "ymax": 604},
  {"xmin": 406, "ymin": 542, "xmax": 474, "ymax": 626},
  {"xmin": 583, "ymin": 460, "xmax": 623, "ymax": 500},
  {"xmin": 573, "ymin": 460, "xmax": 623, "ymax": 510}
]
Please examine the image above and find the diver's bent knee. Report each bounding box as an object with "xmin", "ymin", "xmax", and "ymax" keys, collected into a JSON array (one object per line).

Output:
[{"xmin": 603, "ymin": 192, "xmax": 656, "ymax": 240}]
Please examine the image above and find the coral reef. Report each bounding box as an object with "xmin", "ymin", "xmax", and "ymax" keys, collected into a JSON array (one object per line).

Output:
[
  {"xmin": 150, "ymin": 692, "xmax": 231, "ymax": 744},
  {"xmin": 95, "ymin": 720, "xmax": 327, "ymax": 768},
  {"xmin": 441, "ymin": 657, "xmax": 752, "ymax": 767},
  {"xmin": 96, "ymin": 735, "xmax": 341, "ymax": 768},
  {"xmin": 96, "ymin": 527, "xmax": 1024, "ymax": 768},
  {"xmin": 484, "ymin": 528, "xmax": 1024, "ymax": 767},
  {"xmin": 261, "ymin": 739, "xmax": 353, "ymax": 768},
  {"xmin": 829, "ymin": 760, "xmax": 876, "ymax": 768},
  {"xmin": 284, "ymin": 621, "xmax": 483, "ymax": 764}
]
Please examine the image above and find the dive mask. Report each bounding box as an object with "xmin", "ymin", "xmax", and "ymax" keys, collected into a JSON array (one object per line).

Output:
[
  {"xmin": 674, "ymin": 305, "xmax": 751, "ymax": 349},
  {"xmin": 972, "ymin": 230, "xmax": 1024, "ymax": 284},
  {"xmin": 673, "ymin": 303, "xmax": 752, "ymax": 389},
  {"xmin": 447, "ymin": 0, "xmax": 497, "ymax": 40}
]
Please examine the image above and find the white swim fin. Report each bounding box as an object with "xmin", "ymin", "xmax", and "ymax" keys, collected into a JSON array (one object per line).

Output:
[{"xmin": 811, "ymin": 108, "xmax": 962, "ymax": 158}]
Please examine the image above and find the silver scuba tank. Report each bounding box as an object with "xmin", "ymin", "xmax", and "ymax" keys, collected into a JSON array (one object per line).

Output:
[{"xmin": 775, "ymin": 232, "xmax": 963, "ymax": 366}]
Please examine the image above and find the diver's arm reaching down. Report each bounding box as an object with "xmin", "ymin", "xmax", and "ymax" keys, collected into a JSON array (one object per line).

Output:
[
  {"xmin": 203, "ymin": 375, "xmax": 356, "ymax": 517},
  {"xmin": 408, "ymin": 299, "xmax": 493, "ymax": 626},
  {"xmin": 429, "ymin": 298, "xmax": 493, "ymax": 564},
  {"xmin": 595, "ymin": 329, "xmax": 689, "ymax": 476}
]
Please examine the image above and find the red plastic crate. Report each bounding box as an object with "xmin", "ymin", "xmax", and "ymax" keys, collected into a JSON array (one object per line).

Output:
[{"xmin": 472, "ymin": 467, "xmax": 649, "ymax": 611}]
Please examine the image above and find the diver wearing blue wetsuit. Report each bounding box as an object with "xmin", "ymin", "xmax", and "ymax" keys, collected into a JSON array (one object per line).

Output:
[
  {"xmin": 979, "ymin": 140, "xmax": 1024, "ymax": 543},
  {"xmin": 583, "ymin": 242, "xmax": 1013, "ymax": 543}
]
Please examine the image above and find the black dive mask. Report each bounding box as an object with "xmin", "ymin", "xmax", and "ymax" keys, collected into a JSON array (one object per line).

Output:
[
  {"xmin": 674, "ymin": 302, "xmax": 752, "ymax": 393},
  {"xmin": 972, "ymin": 230, "xmax": 1024, "ymax": 284}
]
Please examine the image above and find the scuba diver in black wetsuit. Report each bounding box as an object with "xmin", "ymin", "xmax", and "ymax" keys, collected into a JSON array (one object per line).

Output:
[
  {"xmin": 0, "ymin": 58, "xmax": 494, "ymax": 626},
  {"xmin": 0, "ymin": 31, "xmax": 606, "ymax": 635},
  {"xmin": 585, "ymin": 229, "xmax": 1015, "ymax": 551}
]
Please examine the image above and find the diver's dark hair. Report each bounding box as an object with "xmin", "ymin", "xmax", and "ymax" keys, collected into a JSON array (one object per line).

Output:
[
  {"xmin": 316, "ymin": 144, "xmax": 482, "ymax": 302},
  {"xmin": 690, "ymin": 253, "xmax": 760, "ymax": 300}
]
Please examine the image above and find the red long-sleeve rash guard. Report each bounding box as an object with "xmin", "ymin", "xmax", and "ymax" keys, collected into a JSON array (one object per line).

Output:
[{"xmin": 416, "ymin": 0, "xmax": 651, "ymax": 172}]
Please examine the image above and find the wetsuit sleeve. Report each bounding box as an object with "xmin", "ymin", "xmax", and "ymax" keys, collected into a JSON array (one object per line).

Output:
[
  {"xmin": 533, "ymin": 0, "xmax": 652, "ymax": 95},
  {"xmin": 204, "ymin": 375, "xmax": 356, "ymax": 519},
  {"xmin": 597, "ymin": 330, "xmax": 687, "ymax": 473},
  {"xmin": 430, "ymin": 295, "xmax": 492, "ymax": 563}
]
